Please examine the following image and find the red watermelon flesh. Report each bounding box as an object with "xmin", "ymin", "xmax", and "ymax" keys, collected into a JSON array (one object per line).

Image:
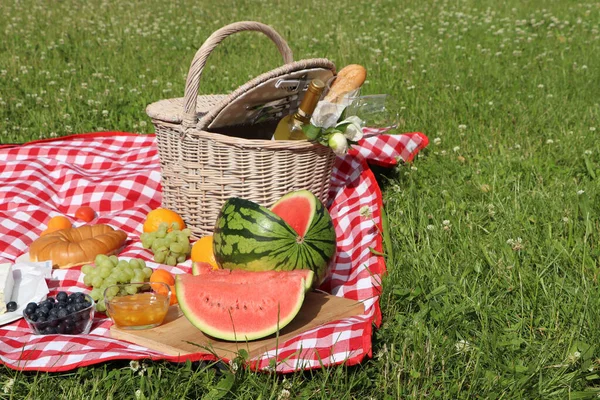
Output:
[
  {"xmin": 191, "ymin": 262, "xmax": 314, "ymax": 291},
  {"xmin": 176, "ymin": 273, "xmax": 306, "ymax": 341},
  {"xmin": 270, "ymin": 190, "xmax": 316, "ymax": 236}
]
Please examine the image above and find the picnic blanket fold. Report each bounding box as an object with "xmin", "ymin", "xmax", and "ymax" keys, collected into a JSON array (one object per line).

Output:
[{"xmin": 0, "ymin": 131, "xmax": 427, "ymax": 373}]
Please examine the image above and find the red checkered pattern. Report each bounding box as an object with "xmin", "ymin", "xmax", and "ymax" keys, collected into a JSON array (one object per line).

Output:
[{"xmin": 0, "ymin": 131, "xmax": 427, "ymax": 373}]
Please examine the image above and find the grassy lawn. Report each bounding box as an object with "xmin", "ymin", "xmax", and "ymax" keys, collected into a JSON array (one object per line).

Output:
[{"xmin": 1, "ymin": 0, "xmax": 600, "ymax": 398}]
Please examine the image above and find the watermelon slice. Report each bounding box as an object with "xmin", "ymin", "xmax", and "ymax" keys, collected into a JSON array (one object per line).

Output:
[
  {"xmin": 176, "ymin": 272, "xmax": 306, "ymax": 341},
  {"xmin": 191, "ymin": 262, "xmax": 315, "ymax": 291},
  {"xmin": 270, "ymin": 190, "xmax": 317, "ymax": 236}
]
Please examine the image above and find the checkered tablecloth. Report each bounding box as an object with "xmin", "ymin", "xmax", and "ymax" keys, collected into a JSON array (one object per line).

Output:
[{"xmin": 0, "ymin": 131, "xmax": 428, "ymax": 373}]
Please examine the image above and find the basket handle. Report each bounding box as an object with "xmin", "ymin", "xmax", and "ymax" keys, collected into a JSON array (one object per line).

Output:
[{"xmin": 182, "ymin": 21, "xmax": 294, "ymax": 129}]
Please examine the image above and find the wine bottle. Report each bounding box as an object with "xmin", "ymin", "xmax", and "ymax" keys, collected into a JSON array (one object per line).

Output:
[{"xmin": 273, "ymin": 79, "xmax": 325, "ymax": 140}]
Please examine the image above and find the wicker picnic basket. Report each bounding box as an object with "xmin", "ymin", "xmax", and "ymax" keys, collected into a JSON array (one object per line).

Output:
[{"xmin": 146, "ymin": 21, "xmax": 337, "ymax": 238}]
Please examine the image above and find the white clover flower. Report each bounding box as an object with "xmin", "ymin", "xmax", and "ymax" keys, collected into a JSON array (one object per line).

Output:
[
  {"xmin": 546, "ymin": 139, "xmax": 554, "ymax": 144},
  {"xmin": 453, "ymin": 146, "xmax": 460, "ymax": 152},
  {"xmin": 584, "ymin": 150, "xmax": 592, "ymax": 155},
  {"xmin": 359, "ymin": 206, "xmax": 372, "ymax": 218},
  {"xmin": 458, "ymin": 124, "xmax": 467, "ymax": 130},
  {"xmin": 590, "ymin": 127, "xmax": 596, "ymax": 132},
  {"xmin": 433, "ymin": 137, "xmax": 442, "ymax": 145},
  {"xmin": 577, "ymin": 190, "xmax": 585, "ymax": 195},
  {"xmin": 426, "ymin": 224, "xmax": 435, "ymax": 231},
  {"xmin": 3, "ymin": 378, "xmax": 14, "ymax": 394},
  {"xmin": 278, "ymin": 388, "xmax": 291, "ymax": 400},
  {"xmin": 129, "ymin": 360, "xmax": 140, "ymax": 372},
  {"xmin": 455, "ymin": 339, "xmax": 472, "ymax": 352}
]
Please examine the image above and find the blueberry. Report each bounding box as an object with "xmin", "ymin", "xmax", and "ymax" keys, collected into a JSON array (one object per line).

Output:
[
  {"xmin": 57, "ymin": 322, "xmax": 67, "ymax": 334},
  {"xmin": 57, "ymin": 308, "xmax": 68, "ymax": 319},
  {"xmin": 66, "ymin": 321, "xmax": 76, "ymax": 334},
  {"xmin": 37, "ymin": 316, "xmax": 47, "ymax": 323},
  {"xmin": 82, "ymin": 301, "xmax": 92, "ymax": 309},
  {"xmin": 74, "ymin": 320, "xmax": 87, "ymax": 333},
  {"xmin": 56, "ymin": 302, "xmax": 67, "ymax": 310},
  {"xmin": 26, "ymin": 302, "xmax": 38, "ymax": 312},
  {"xmin": 43, "ymin": 327, "xmax": 57, "ymax": 335},
  {"xmin": 68, "ymin": 293, "xmax": 80, "ymax": 302},
  {"xmin": 56, "ymin": 292, "xmax": 68, "ymax": 303},
  {"xmin": 39, "ymin": 306, "xmax": 50, "ymax": 316},
  {"xmin": 46, "ymin": 297, "xmax": 55, "ymax": 303},
  {"xmin": 49, "ymin": 308, "xmax": 59, "ymax": 318},
  {"xmin": 6, "ymin": 301, "xmax": 17, "ymax": 312},
  {"xmin": 28, "ymin": 313, "xmax": 38, "ymax": 322},
  {"xmin": 66, "ymin": 304, "xmax": 76, "ymax": 314}
]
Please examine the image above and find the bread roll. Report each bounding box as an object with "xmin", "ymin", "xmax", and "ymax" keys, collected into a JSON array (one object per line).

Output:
[
  {"xmin": 29, "ymin": 224, "xmax": 128, "ymax": 269},
  {"xmin": 324, "ymin": 64, "xmax": 367, "ymax": 104}
]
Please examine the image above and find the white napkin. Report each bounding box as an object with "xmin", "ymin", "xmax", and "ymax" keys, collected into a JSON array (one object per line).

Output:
[{"xmin": 10, "ymin": 261, "xmax": 52, "ymax": 305}]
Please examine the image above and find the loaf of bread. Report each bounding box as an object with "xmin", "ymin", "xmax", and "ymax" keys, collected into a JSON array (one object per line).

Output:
[
  {"xmin": 324, "ymin": 64, "xmax": 367, "ymax": 104},
  {"xmin": 29, "ymin": 224, "xmax": 128, "ymax": 269}
]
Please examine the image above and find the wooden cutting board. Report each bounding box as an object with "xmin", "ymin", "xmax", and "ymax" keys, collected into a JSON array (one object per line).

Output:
[{"xmin": 110, "ymin": 291, "xmax": 364, "ymax": 360}]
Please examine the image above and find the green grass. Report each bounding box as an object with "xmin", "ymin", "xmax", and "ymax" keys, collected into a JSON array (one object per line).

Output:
[{"xmin": 1, "ymin": 0, "xmax": 600, "ymax": 398}]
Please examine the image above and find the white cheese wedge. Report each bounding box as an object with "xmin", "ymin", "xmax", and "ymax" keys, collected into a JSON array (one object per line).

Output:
[{"xmin": 0, "ymin": 263, "xmax": 15, "ymax": 314}]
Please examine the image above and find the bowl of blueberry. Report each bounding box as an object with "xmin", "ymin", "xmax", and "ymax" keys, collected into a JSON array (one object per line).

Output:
[{"xmin": 23, "ymin": 291, "xmax": 95, "ymax": 335}]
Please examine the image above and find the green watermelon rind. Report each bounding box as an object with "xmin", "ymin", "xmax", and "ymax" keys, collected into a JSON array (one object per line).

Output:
[
  {"xmin": 176, "ymin": 274, "xmax": 306, "ymax": 342},
  {"xmin": 213, "ymin": 194, "xmax": 336, "ymax": 284}
]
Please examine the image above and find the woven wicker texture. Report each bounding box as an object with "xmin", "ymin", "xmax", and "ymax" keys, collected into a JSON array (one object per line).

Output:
[{"xmin": 148, "ymin": 21, "xmax": 337, "ymax": 237}]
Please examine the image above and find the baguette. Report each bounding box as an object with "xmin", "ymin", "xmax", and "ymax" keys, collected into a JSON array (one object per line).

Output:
[{"xmin": 324, "ymin": 64, "xmax": 367, "ymax": 104}]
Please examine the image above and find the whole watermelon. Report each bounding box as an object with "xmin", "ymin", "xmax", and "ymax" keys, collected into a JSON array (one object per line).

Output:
[{"xmin": 213, "ymin": 192, "xmax": 336, "ymax": 284}]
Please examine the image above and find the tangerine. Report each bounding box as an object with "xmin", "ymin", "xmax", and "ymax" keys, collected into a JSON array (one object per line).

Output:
[
  {"xmin": 190, "ymin": 236, "xmax": 219, "ymax": 269},
  {"xmin": 149, "ymin": 269, "xmax": 177, "ymax": 305},
  {"xmin": 42, "ymin": 215, "xmax": 72, "ymax": 236},
  {"xmin": 143, "ymin": 208, "xmax": 185, "ymax": 233},
  {"xmin": 75, "ymin": 206, "xmax": 96, "ymax": 222}
]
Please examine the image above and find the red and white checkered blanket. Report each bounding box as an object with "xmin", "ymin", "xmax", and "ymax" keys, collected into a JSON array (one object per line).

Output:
[{"xmin": 0, "ymin": 131, "xmax": 428, "ymax": 373}]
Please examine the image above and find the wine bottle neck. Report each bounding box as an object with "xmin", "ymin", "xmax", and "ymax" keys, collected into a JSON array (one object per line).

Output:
[{"xmin": 293, "ymin": 79, "xmax": 325, "ymax": 124}]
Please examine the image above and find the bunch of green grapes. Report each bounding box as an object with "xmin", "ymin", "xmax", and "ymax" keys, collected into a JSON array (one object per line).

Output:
[
  {"xmin": 81, "ymin": 254, "xmax": 153, "ymax": 312},
  {"xmin": 140, "ymin": 222, "xmax": 191, "ymax": 266}
]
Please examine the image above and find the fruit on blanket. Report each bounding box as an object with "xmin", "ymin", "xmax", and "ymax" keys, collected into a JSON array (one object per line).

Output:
[
  {"xmin": 140, "ymin": 222, "xmax": 191, "ymax": 266},
  {"xmin": 143, "ymin": 208, "xmax": 185, "ymax": 233},
  {"xmin": 82, "ymin": 255, "xmax": 153, "ymax": 312},
  {"xmin": 23, "ymin": 292, "xmax": 94, "ymax": 335},
  {"xmin": 176, "ymin": 271, "xmax": 306, "ymax": 341},
  {"xmin": 41, "ymin": 215, "xmax": 72, "ymax": 236},
  {"xmin": 29, "ymin": 224, "xmax": 128, "ymax": 269},
  {"xmin": 213, "ymin": 191, "xmax": 336, "ymax": 285},
  {"xmin": 150, "ymin": 268, "xmax": 177, "ymax": 305},
  {"xmin": 75, "ymin": 206, "xmax": 96, "ymax": 222},
  {"xmin": 190, "ymin": 236, "xmax": 219, "ymax": 269},
  {"xmin": 192, "ymin": 262, "xmax": 315, "ymax": 292}
]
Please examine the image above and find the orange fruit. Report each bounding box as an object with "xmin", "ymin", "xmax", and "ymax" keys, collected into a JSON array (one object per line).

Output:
[
  {"xmin": 143, "ymin": 208, "xmax": 185, "ymax": 233},
  {"xmin": 75, "ymin": 206, "xmax": 96, "ymax": 222},
  {"xmin": 190, "ymin": 236, "xmax": 219, "ymax": 269},
  {"xmin": 149, "ymin": 269, "xmax": 177, "ymax": 305},
  {"xmin": 42, "ymin": 215, "xmax": 72, "ymax": 236}
]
